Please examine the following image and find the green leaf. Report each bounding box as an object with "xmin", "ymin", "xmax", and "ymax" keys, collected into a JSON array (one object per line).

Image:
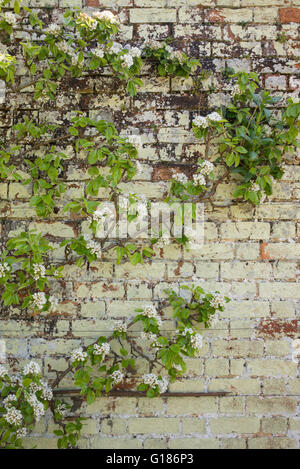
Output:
[{"xmin": 68, "ymin": 127, "xmax": 79, "ymax": 136}]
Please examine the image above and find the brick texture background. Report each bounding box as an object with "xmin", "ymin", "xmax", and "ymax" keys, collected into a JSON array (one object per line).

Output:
[{"xmin": 1, "ymin": 0, "xmax": 300, "ymax": 450}]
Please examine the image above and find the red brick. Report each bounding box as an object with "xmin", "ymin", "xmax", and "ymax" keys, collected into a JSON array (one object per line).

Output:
[
  {"xmin": 86, "ymin": 0, "xmax": 99, "ymax": 6},
  {"xmin": 260, "ymin": 242, "xmax": 270, "ymax": 260},
  {"xmin": 278, "ymin": 8, "xmax": 300, "ymax": 23},
  {"xmin": 206, "ymin": 9, "xmax": 226, "ymax": 22}
]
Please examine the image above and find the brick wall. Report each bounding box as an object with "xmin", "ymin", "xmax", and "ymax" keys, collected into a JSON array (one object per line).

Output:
[{"xmin": 1, "ymin": 0, "xmax": 300, "ymax": 449}]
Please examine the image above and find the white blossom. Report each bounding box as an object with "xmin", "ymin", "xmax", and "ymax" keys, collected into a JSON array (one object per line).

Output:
[
  {"xmin": 4, "ymin": 407, "xmax": 23, "ymax": 427},
  {"xmin": 172, "ymin": 171, "xmax": 188, "ymax": 184},
  {"xmin": 114, "ymin": 320, "xmax": 127, "ymax": 333},
  {"xmin": 190, "ymin": 333, "xmax": 203, "ymax": 356},
  {"xmin": 145, "ymin": 40, "xmax": 161, "ymax": 50},
  {"xmin": 211, "ymin": 293, "xmax": 226, "ymax": 309},
  {"xmin": 193, "ymin": 173, "xmax": 206, "ymax": 186},
  {"xmin": 142, "ymin": 373, "xmax": 169, "ymax": 393},
  {"xmin": 142, "ymin": 373, "xmax": 159, "ymax": 387},
  {"xmin": 193, "ymin": 115, "xmax": 209, "ymax": 128},
  {"xmin": 130, "ymin": 47, "xmax": 142, "ymax": 58},
  {"xmin": 41, "ymin": 381, "xmax": 53, "ymax": 401},
  {"xmin": 92, "ymin": 206, "xmax": 112, "ymax": 224},
  {"xmin": 0, "ymin": 262, "xmax": 10, "ymax": 278},
  {"xmin": 232, "ymin": 83, "xmax": 240, "ymax": 95},
  {"xmin": 111, "ymin": 370, "xmax": 124, "ymax": 384},
  {"xmin": 250, "ymin": 181, "xmax": 261, "ymax": 192},
  {"xmin": 157, "ymin": 376, "xmax": 169, "ymax": 393},
  {"xmin": 1, "ymin": 12, "xmax": 17, "ymax": 27},
  {"xmin": 110, "ymin": 42, "xmax": 123, "ymax": 55},
  {"xmin": 170, "ymin": 50, "xmax": 185, "ymax": 64},
  {"xmin": 57, "ymin": 40, "xmax": 74, "ymax": 56},
  {"xmin": 3, "ymin": 394, "xmax": 17, "ymax": 410},
  {"xmin": 32, "ymin": 263, "xmax": 46, "ymax": 280},
  {"xmin": 0, "ymin": 365, "xmax": 8, "ymax": 378},
  {"xmin": 157, "ymin": 233, "xmax": 170, "ymax": 246},
  {"xmin": 72, "ymin": 54, "xmax": 84, "ymax": 68},
  {"xmin": 71, "ymin": 347, "xmax": 88, "ymax": 363},
  {"xmin": 26, "ymin": 394, "xmax": 45, "ymax": 421},
  {"xmin": 122, "ymin": 53, "xmax": 134, "ymax": 68},
  {"xmin": 93, "ymin": 342, "xmax": 110, "ymax": 358},
  {"xmin": 56, "ymin": 403, "xmax": 68, "ymax": 417},
  {"xmin": 143, "ymin": 305, "xmax": 162, "ymax": 326},
  {"xmin": 45, "ymin": 24, "xmax": 61, "ymax": 36},
  {"xmin": 23, "ymin": 361, "xmax": 41, "ymax": 376},
  {"xmin": 93, "ymin": 46, "xmax": 105, "ymax": 59},
  {"xmin": 199, "ymin": 160, "xmax": 214, "ymax": 176},
  {"xmin": 141, "ymin": 331, "xmax": 161, "ymax": 350},
  {"xmin": 207, "ymin": 111, "xmax": 222, "ymax": 122},
  {"xmin": 86, "ymin": 239, "xmax": 102, "ymax": 258},
  {"xmin": 92, "ymin": 10, "xmax": 118, "ymax": 24},
  {"xmin": 32, "ymin": 292, "xmax": 47, "ymax": 310},
  {"xmin": 16, "ymin": 427, "xmax": 27, "ymax": 439},
  {"xmin": 29, "ymin": 382, "xmax": 42, "ymax": 394}
]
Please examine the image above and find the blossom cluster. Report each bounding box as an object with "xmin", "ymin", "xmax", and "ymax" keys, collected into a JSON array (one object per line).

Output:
[
  {"xmin": 32, "ymin": 263, "xmax": 46, "ymax": 280},
  {"xmin": 190, "ymin": 333, "xmax": 203, "ymax": 357},
  {"xmin": 91, "ymin": 206, "xmax": 111, "ymax": 224},
  {"xmin": 193, "ymin": 160, "xmax": 215, "ymax": 186},
  {"xmin": 143, "ymin": 305, "xmax": 163, "ymax": 326},
  {"xmin": 179, "ymin": 328, "xmax": 203, "ymax": 357},
  {"xmin": 32, "ymin": 292, "xmax": 47, "ymax": 309},
  {"xmin": 145, "ymin": 40, "xmax": 162, "ymax": 50},
  {"xmin": 111, "ymin": 370, "xmax": 124, "ymax": 385},
  {"xmin": 84, "ymin": 234, "xmax": 102, "ymax": 259},
  {"xmin": 142, "ymin": 373, "xmax": 169, "ymax": 393},
  {"xmin": 114, "ymin": 320, "xmax": 127, "ymax": 333},
  {"xmin": 198, "ymin": 160, "xmax": 215, "ymax": 176},
  {"xmin": 45, "ymin": 24, "xmax": 61, "ymax": 36},
  {"xmin": 56, "ymin": 403, "xmax": 68, "ymax": 418},
  {"xmin": 26, "ymin": 393, "xmax": 46, "ymax": 422},
  {"xmin": 250, "ymin": 181, "xmax": 261, "ymax": 193},
  {"xmin": 0, "ymin": 364, "xmax": 8, "ymax": 378},
  {"xmin": 165, "ymin": 46, "xmax": 186, "ymax": 65},
  {"xmin": 4, "ymin": 407, "xmax": 23, "ymax": 426},
  {"xmin": 0, "ymin": 261, "xmax": 10, "ymax": 278},
  {"xmin": 93, "ymin": 342, "xmax": 110, "ymax": 359},
  {"xmin": 23, "ymin": 361, "xmax": 41, "ymax": 376},
  {"xmin": 32, "ymin": 292, "xmax": 58, "ymax": 312},
  {"xmin": 1, "ymin": 361, "xmax": 53, "ymax": 432},
  {"xmin": 141, "ymin": 331, "xmax": 162, "ymax": 351},
  {"xmin": 193, "ymin": 112, "xmax": 223, "ymax": 129},
  {"xmin": 172, "ymin": 171, "xmax": 188, "ymax": 185},
  {"xmin": 1, "ymin": 12, "xmax": 17, "ymax": 27},
  {"xmin": 108, "ymin": 42, "xmax": 142, "ymax": 69},
  {"xmin": 211, "ymin": 293, "xmax": 226, "ymax": 309},
  {"xmin": 71, "ymin": 347, "xmax": 88, "ymax": 363},
  {"xmin": 92, "ymin": 10, "xmax": 118, "ymax": 24}
]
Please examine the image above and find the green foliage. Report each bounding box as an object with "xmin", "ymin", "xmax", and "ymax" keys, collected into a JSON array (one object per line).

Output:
[
  {"xmin": 143, "ymin": 40, "xmax": 200, "ymax": 78},
  {"xmin": 0, "ymin": 231, "xmax": 62, "ymax": 312},
  {"xmin": 0, "ymin": 361, "xmax": 52, "ymax": 449},
  {"xmin": 191, "ymin": 71, "xmax": 300, "ymax": 205}
]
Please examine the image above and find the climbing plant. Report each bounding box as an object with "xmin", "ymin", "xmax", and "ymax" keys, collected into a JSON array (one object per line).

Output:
[{"xmin": 0, "ymin": 0, "xmax": 299, "ymax": 449}]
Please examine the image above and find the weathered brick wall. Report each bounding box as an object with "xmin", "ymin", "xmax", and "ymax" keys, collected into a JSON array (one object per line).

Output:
[{"xmin": 1, "ymin": 0, "xmax": 300, "ymax": 449}]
